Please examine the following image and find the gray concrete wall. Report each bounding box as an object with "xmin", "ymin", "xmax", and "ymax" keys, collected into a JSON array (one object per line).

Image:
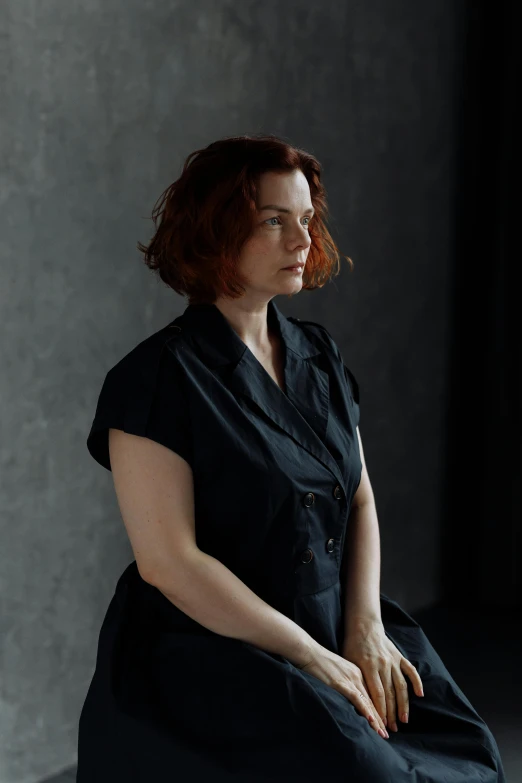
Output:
[{"xmin": 0, "ymin": 1, "xmax": 460, "ymax": 780}]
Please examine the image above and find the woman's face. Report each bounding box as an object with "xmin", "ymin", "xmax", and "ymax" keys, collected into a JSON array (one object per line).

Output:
[{"xmin": 236, "ymin": 169, "xmax": 313, "ymax": 301}]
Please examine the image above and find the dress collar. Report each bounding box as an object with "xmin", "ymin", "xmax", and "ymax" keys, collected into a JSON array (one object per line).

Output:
[
  {"xmin": 166, "ymin": 298, "xmax": 345, "ymax": 489},
  {"xmin": 172, "ymin": 297, "xmax": 322, "ymax": 368}
]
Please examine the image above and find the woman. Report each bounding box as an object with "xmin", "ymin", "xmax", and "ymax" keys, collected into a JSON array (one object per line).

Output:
[{"xmin": 77, "ymin": 134, "xmax": 505, "ymax": 781}]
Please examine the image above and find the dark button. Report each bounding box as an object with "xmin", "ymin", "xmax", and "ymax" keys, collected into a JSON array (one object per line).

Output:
[
  {"xmin": 301, "ymin": 548, "xmax": 313, "ymax": 564},
  {"xmin": 333, "ymin": 485, "xmax": 343, "ymax": 500},
  {"xmin": 326, "ymin": 538, "xmax": 335, "ymax": 553},
  {"xmin": 303, "ymin": 492, "xmax": 315, "ymax": 507},
  {"xmin": 168, "ymin": 324, "xmax": 182, "ymax": 332}
]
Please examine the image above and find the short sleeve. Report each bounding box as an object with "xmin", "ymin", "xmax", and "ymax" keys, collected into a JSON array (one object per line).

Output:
[{"xmin": 87, "ymin": 341, "xmax": 193, "ymax": 471}]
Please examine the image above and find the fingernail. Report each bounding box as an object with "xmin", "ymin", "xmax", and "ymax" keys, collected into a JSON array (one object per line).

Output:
[{"xmin": 402, "ymin": 712, "xmax": 408, "ymax": 723}]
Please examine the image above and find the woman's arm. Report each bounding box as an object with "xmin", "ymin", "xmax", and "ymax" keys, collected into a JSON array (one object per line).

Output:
[
  {"xmin": 109, "ymin": 427, "xmax": 319, "ymax": 669},
  {"xmin": 342, "ymin": 427, "xmax": 383, "ymax": 637}
]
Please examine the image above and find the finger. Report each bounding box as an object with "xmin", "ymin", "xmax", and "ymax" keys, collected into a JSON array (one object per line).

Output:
[
  {"xmin": 401, "ymin": 657, "xmax": 424, "ymax": 698},
  {"xmin": 357, "ymin": 684, "xmax": 388, "ymax": 737},
  {"xmin": 358, "ymin": 683, "xmax": 385, "ymax": 733},
  {"xmin": 382, "ymin": 669, "xmax": 398, "ymax": 731},
  {"xmin": 364, "ymin": 672, "xmax": 388, "ymax": 728},
  {"xmin": 349, "ymin": 686, "xmax": 388, "ymax": 738},
  {"xmin": 391, "ymin": 665, "xmax": 409, "ymax": 726}
]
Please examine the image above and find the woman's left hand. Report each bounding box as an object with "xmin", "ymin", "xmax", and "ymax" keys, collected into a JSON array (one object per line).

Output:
[{"xmin": 341, "ymin": 619, "xmax": 424, "ymax": 733}]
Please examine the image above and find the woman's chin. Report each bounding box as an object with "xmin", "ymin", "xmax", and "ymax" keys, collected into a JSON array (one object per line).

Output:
[{"xmin": 278, "ymin": 277, "xmax": 303, "ymax": 295}]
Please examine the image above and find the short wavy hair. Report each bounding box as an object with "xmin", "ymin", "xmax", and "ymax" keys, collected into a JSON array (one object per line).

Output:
[{"xmin": 137, "ymin": 133, "xmax": 353, "ymax": 305}]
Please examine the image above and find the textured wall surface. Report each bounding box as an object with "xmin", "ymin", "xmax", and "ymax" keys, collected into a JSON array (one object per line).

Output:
[{"xmin": 0, "ymin": 1, "xmax": 460, "ymax": 780}]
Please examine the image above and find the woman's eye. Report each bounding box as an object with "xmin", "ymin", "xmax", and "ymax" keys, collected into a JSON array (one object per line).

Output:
[{"xmin": 264, "ymin": 216, "xmax": 311, "ymax": 227}]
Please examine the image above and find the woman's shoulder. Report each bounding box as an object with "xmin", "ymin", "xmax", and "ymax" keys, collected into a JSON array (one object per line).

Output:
[
  {"xmin": 105, "ymin": 321, "xmax": 186, "ymax": 382},
  {"xmin": 287, "ymin": 315, "xmax": 360, "ymax": 407},
  {"xmin": 87, "ymin": 321, "xmax": 191, "ymax": 471},
  {"xmin": 286, "ymin": 315, "xmax": 341, "ymax": 358}
]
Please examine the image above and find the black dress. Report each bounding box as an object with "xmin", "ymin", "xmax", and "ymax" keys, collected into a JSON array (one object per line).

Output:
[{"xmin": 77, "ymin": 299, "xmax": 505, "ymax": 782}]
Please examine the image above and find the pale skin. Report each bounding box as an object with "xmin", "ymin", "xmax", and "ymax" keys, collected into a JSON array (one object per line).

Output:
[
  {"xmin": 343, "ymin": 432, "xmax": 425, "ymax": 732},
  {"xmin": 214, "ymin": 169, "xmax": 424, "ymax": 734}
]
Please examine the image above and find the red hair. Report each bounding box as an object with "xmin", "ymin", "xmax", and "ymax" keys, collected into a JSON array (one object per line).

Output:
[{"xmin": 137, "ymin": 133, "xmax": 354, "ymax": 305}]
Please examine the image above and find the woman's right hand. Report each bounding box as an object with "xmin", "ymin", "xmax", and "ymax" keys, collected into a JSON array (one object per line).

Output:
[{"xmin": 295, "ymin": 643, "xmax": 390, "ymax": 739}]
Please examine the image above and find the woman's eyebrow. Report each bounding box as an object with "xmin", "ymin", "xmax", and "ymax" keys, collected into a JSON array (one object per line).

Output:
[{"xmin": 259, "ymin": 204, "xmax": 315, "ymax": 215}]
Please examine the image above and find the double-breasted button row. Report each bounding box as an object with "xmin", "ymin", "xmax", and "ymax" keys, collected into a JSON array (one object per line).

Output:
[
  {"xmin": 300, "ymin": 538, "xmax": 337, "ymax": 563},
  {"xmin": 302, "ymin": 486, "xmax": 343, "ymax": 507}
]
